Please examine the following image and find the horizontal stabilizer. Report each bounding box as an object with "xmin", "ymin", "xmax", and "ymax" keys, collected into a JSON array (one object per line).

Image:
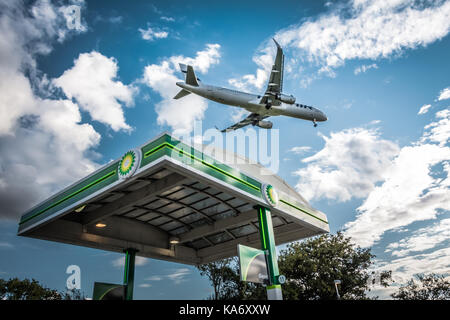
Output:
[
  {"xmin": 179, "ymin": 63, "xmax": 188, "ymax": 74},
  {"xmin": 173, "ymin": 89, "xmax": 191, "ymax": 100}
]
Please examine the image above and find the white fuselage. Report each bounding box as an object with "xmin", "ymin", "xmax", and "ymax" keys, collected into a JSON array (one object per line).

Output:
[{"xmin": 176, "ymin": 82, "xmax": 327, "ymax": 122}]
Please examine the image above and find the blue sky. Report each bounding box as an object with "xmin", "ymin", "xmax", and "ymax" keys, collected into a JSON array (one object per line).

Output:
[{"xmin": 0, "ymin": 0, "xmax": 449, "ymax": 299}]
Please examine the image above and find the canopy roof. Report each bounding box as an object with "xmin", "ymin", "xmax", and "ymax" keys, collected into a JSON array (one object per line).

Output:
[{"xmin": 18, "ymin": 133, "xmax": 329, "ymax": 265}]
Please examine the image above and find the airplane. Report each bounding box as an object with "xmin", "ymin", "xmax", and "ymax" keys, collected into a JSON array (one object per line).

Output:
[{"xmin": 173, "ymin": 39, "xmax": 327, "ymax": 132}]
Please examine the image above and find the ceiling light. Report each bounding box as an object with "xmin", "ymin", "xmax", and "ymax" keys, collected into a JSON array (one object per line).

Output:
[
  {"xmin": 95, "ymin": 222, "xmax": 107, "ymax": 228},
  {"xmin": 169, "ymin": 236, "xmax": 180, "ymax": 244}
]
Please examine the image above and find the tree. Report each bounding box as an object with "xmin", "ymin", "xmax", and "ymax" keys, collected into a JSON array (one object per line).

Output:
[
  {"xmin": 278, "ymin": 232, "xmax": 391, "ymax": 300},
  {"xmin": 196, "ymin": 258, "xmax": 235, "ymax": 300},
  {"xmin": 197, "ymin": 232, "xmax": 391, "ymax": 300},
  {"xmin": 197, "ymin": 257, "xmax": 266, "ymax": 300},
  {"xmin": 0, "ymin": 278, "xmax": 62, "ymax": 300},
  {"xmin": 391, "ymin": 273, "xmax": 450, "ymax": 300}
]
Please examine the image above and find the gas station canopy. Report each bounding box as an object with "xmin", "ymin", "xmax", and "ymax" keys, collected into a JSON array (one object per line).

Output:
[{"xmin": 17, "ymin": 133, "xmax": 329, "ymax": 265}]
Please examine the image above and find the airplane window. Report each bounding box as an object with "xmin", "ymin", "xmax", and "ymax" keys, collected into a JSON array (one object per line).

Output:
[
  {"xmin": 296, "ymin": 104, "xmax": 299, "ymax": 107},
  {"xmin": 258, "ymin": 95, "xmax": 261, "ymax": 98}
]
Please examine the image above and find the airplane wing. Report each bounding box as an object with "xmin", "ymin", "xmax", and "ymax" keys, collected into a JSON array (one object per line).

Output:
[
  {"xmin": 218, "ymin": 113, "xmax": 269, "ymax": 132},
  {"xmin": 260, "ymin": 39, "xmax": 284, "ymax": 106}
]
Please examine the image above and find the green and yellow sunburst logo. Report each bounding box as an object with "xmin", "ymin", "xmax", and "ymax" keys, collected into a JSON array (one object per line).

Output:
[
  {"xmin": 263, "ymin": 184, "xmax": 279, "ymax": 207},
  {"xmin": 118, "ymin": 149, "xmax": 141, "ymax": 180}
]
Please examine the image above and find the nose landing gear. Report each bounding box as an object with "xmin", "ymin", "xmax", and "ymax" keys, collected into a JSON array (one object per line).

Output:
[{"xmin": 313, "ymin": 119, "xmax": 317, "ymax": 127}]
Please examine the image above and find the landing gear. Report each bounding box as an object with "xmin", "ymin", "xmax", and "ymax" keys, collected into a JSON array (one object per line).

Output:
[
  {"xmin": 313, "ymin": 119, "xmax": 317, "ymax": 127},
  {"xmin": 265, "ymin": 103, "xmax": 272, "ymax": 110}
]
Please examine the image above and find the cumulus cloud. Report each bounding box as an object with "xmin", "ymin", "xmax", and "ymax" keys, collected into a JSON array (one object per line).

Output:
[
  {"xmin": 345, "ymin": 107, "xmax": 450, "ymax": 248},
  {"xmin": 142, "ymin": 44, "xmax": 221, "ymax": 135},
  {"xmin": 228, "ymin": 44, "xmax": 275, "ymax": 92},
  {"xmin": 294, "ymin": 127, "xmax": 400, "ymax": 202},
  {"xmin": 438, "ymin": 87, "xmax": 450, "ymax": 101},
  {"xmin": 53, "ymin": 51, "xmax": 137, "ymax": 132},
  {"xmin": 139, "ymin": 26, "xmax": 169, "ymax": 41},
  {"xmin": 0, "ymin": 1, "xmax": 104, "ymax": 220},
  {"xmin": 418, "ymin": 104, "xmax": 432, "ymax": 115},
  {"xmin": 231, "ymin": 0, "xmax": 450, "ymax": 89}
]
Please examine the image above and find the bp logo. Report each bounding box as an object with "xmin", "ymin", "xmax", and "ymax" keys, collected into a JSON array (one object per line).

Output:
[
  {"xmin": 262, "ymin": 184, "xmax": 279, "ymax": 207},
  {"xmin": 118, "ymin": 149, "xmax": 141, "ymax": 180}
]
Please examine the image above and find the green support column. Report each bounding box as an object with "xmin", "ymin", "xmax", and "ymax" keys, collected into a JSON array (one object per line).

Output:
[
  {"xmin": 257, "ymin": 206, "xmax": 283, "ymax": 300},
  {"xmin": 123, "ymin": 248, "xmax": 137, "ymax": 300}
]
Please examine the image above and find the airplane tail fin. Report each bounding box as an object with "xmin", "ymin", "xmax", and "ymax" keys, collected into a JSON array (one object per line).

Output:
[
  {"xmin": 179, "ymin": 63, "xmax": 199, "ymax": 87},
  {"xmin": 173, "ymin": 89, "xmax": 191, "ymax": 100}
]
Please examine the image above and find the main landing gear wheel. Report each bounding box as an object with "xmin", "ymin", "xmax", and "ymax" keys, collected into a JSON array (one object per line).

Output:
[{"xmin": 313, "ymin": 119, "xmax": 317, "ymax": 127}]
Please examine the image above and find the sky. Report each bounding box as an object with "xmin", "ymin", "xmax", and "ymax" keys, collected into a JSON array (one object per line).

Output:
[{"xmin": 0, "ymin": 0, "xmax": 449, "ymax": 299}]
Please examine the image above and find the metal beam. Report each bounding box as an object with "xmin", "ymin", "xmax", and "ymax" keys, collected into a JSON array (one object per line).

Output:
[
  {"xmin": 178, "ymin": 209, "xmax": 256, "ymax": 244},
  {"xmin": 132, "ymin": 205, "xmax": 193, "ymax": 230},
  {"xmin": 30, "ymin": 219, "xmax": 201, "ymax": 264},
  {"xmin": 196, "ymin": 222, "xmax": 308, "ymax": 262},
  {"xmin": 85, "ymin": 215, "xmax": 169, "ymax": 248},
  {"xmin": 82, "ymin": 173, "xmax": 187, "ymax": 226},
  {"xmin": 182, "ymin": 184, "xmax": 240, "ymax": 215},
  {"xmin": 156, "ymin": 194, "xmax": 215, "ymax": 224}
]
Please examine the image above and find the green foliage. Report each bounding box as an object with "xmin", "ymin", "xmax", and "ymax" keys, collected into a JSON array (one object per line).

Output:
[
  {"xmin": 278, "ymin": 231, "xmax": 390, "ymax": 300},
  {"xmin": 197, "ymin": 232, "xmax": 392, "ymax": 300},
  {"xmin": 197, "ymin": 257, "xmax": 266, "ymax": 300},
  {"xmin": 0, "ymin": 278, "xmax": 62, "ymax": 300},
  {"xmin": 391, "ymin": 273, "xmax": 450, "ymax": 300},
  {"xmin": 0, "ymin": 278, "xmax": 86, "ymax": 300}
]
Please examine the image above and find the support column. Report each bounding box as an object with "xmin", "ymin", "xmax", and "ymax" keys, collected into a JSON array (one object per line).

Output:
[
  {"xmin": 256, "ymin": 206, "xmax": 283, "ymax": 300},
  {"xmin": 123, "ymin": 248, "xmax": 137, "ymax": 300}
]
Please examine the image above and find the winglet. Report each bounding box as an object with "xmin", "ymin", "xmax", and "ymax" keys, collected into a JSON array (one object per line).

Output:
[{"xmin": 273, "ymin": 38, "xmax": 281, "ymax": 49}]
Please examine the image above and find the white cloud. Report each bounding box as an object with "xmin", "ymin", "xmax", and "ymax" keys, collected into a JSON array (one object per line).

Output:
[
  {"xmin": 0, "ymin": 0, "xmax": 103, "ymax": 220},
  {"xmin": 289, "ymin": 146, "xmax": 312, "ymax": 154},
  {"xmin": 160, "ymin": 16, "xmax": 175, "ymax": 22},
  {"xmin": 230, "ymin": 108, "xmax": 249, "ymax": 123},
  {"xmin": 385, "ymin": 218, "xmax": 450, "ymax": 257},
  {"xmin": 294, "ymin": 127, "xmax": 400, "ymax": 202},
  {"xmin": 418, "ymin": 104, "xmax": 432, "ymax": 115},
  {"xmin": 142, "ymin": 44, "xmax": 221, "ymax": 135},
  {"xmin": 144, "ymin": 268, "xmax": 192, "ymax": 285},
  {"xmin": 228, "ymin": 44, "xmax": 274, "ymax": 92},
  {"xmin": 139, "ymin": 26, "xmax": 168, "ymax": 41},
  {"xmin": 166, "ymin": 268, "xmax": 191, "ymax": 284},
  {"xmin": 345, "ymin": 108, "xmax": 450, "ymax": 248},
  {"xmin": 138, "ymin": 283, "xmax": 152, "ymax": 288},
  {"xmin": 354, "ymin": 63, "xmax": 378, "ymax": 75},
  {"xmin": 369, "ymin": 247, "xmax": 450, "ymax": 299},
  {"xmin": 232, "ymin": 0, "xmax": 450, "ymax": 88},
  {"xmin": 421, "ymin": 109, "xmax": 450, "ymax": 146},
  {"xmin": 53, "ymin": 51, "xmax": 136, "ymax": 132},
  {"xmin": 145, "ymin": 275, "xmax": 163, "ymax": 281},
  {"xmin": 0, "ymin": 242, "xmax": 13, "ymax": 249},
  {"xmin": 438, "ymin": 87, "xmax": 450, "ymax": 101}
]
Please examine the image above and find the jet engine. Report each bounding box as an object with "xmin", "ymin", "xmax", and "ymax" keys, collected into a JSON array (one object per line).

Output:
[
  {"xmin": 276, "ymin": 93, "xmax": 296, "ymax": 104},
  {"xmin": 256, "ymin": 120, "xmax": 273, "ymax": 129}
]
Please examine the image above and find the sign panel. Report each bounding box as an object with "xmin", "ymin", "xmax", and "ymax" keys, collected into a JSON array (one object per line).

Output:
[
  {"xmin": 237, "ymin": 244, "xmax": 268, "ymax": 284},
  {"xmin": 92, "ymin": 282, "xmax": 125, "ymax": 300}
]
